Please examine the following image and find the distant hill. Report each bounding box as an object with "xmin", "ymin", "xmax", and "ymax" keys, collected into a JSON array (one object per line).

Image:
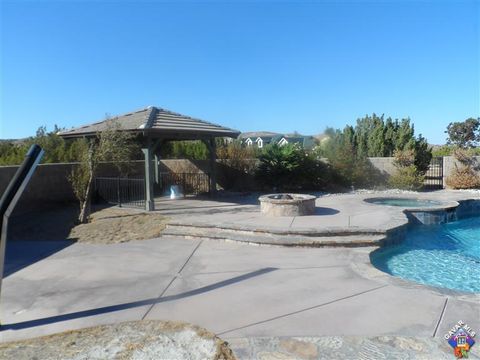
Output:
[
  {"xmin": 239, "ymin": 131, "xmax": 281, "ymax": 139},
  {"xmin": 0, "ymin": 138, "xmax": 27, "ymax": 145}
]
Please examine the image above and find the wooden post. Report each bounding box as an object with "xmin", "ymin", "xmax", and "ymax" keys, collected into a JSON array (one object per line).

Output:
[{"xmin": 142, "ymin": 139, "xmax": 155, "ymax": 211}]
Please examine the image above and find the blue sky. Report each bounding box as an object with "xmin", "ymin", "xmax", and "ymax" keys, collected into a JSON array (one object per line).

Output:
[{"xmin": 1, "ymin": 0, "xmax": 479, "ymax": 144}]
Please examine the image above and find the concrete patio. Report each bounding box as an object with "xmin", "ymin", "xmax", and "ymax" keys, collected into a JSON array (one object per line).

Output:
[
  {"xmin": 1, "ymin": 237, "xmax": 479, "ymax": 356},
  {"xmin": 0, "ymin": 190, "xmax": 479, "ymax": 358}
]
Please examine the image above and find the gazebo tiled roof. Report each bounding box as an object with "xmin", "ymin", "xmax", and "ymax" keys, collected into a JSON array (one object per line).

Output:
[{"xmin": 59, "ymin": 106, "xmax": 240, "ymax": 139}]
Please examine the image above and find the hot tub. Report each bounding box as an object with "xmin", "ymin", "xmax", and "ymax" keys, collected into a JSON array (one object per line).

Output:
[{"xmin": 364, "ymin": 197, "xmax": 459, "ymax": 225}]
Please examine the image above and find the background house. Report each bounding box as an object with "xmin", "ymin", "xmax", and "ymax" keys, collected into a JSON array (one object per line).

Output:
[{"xmin": 239, "ymin": 132, "xmax": 282, "ymax": 148}]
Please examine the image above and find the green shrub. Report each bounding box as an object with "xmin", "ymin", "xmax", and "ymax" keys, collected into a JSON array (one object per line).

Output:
[
  {"xmin": 388, "ymin": 165, "xmax": 425, "ymax": 190},
  {"xmin": 216, "ymin": 141, "xmax": 257, "ymax": 190},
  {"xmin": 320, "ymin": 129, "xmax": 385, "ymax": 189},
  {"xmin": 388, "ymin": 150, "xmax": 425, "ymax": 190},
  {"xmin": 255, "ymin": 143, "xmax": 330, "ymax": 191}
]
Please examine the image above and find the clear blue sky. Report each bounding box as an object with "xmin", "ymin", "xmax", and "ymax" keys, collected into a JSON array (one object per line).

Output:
[{"xmin": 1, "ymin": 0, "xmax": 479, "ymax": 144}]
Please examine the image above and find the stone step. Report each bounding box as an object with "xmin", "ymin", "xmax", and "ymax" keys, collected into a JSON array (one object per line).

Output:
[
  {"xmin": 166, "ymin": 221, "xmax": 386, "ymax": 237},
  {"xmin": 161, "ymin": 224, "xmax": 386, "ymax": 247}
]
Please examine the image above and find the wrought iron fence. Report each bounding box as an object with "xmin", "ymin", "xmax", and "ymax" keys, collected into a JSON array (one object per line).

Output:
[
  {"xmin": 158, "ymin": 172, "xmax": 210, "ymax": 196},
  {"xmin": 94, "ymin": 177, "xmax": 145, "ymax": 208},
  {"xmin": 424, "ymin": 157, "xmax": 443, "ymax": 189}
]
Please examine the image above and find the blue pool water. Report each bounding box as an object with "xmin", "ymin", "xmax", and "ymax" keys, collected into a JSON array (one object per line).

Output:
[
  {"xmin": 371, "ymin": 216, "xmax": 480, "ymax": 293},
  {"xmin": 366, "ymin": 197, "xmax": 443, "ymax": 208}
]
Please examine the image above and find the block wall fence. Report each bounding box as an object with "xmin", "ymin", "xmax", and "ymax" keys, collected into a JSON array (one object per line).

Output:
[{"xmin": 0, "ymin": 157, "xmax": 476, "ymax": 212}]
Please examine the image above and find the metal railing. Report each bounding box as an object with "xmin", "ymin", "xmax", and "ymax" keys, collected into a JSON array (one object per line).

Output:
[
  {"xmin": 158, "ymin": 172, "xmax": 210, "ymax": 196},
  {"xmin": 94, "ymin": 177, "xmax": 145, "ymax": 208}
]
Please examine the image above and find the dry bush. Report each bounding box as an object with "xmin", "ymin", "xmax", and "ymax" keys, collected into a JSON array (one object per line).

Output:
[
  {"xmin": 446, "ymin": 149, "xmax": 480, "ymax": 189},
  {"xmin": 392, "ymin": 149, "xmax": 415, "ymax": 167},
  {"xmin": 446, "ymin": 165, "xmax": 480, "ymax": 189}
]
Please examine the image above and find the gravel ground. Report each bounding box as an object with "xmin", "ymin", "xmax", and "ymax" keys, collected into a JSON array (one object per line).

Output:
[{"xmin": 10, "ymin": 205, "xmax": 167, "ymax": 244}]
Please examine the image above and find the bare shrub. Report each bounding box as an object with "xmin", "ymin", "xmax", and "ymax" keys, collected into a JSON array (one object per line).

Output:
[
  {"xmin": 68, "ymin": 119, "xmax": 138, "ymax": 223},
  {"xmin": 446, "ymin": 149, "xmax": 480, "ymax": 189}
]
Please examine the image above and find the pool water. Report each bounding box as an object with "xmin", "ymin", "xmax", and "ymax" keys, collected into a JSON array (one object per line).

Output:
[
  {"xmin": 371, "ymin": 216, "xmax": 480, "ymax": 293},
  {"xmin": 366, "ymin": 198, "xmax": 443, "ymax": 208}
]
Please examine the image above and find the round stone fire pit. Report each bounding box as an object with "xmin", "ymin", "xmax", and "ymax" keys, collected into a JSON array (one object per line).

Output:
[{"xmin": 259, "ymin": 194, "xmax": 316, "ymax": 217}]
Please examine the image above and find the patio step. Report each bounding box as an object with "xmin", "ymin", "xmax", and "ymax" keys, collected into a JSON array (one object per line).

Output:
[{"xmin": 161, "ymin": 223, "xmax": 387, "ymax": 247}]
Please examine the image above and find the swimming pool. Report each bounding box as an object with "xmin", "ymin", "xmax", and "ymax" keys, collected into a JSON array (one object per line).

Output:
[
  {"xmin": 365, "ymin": 197, "xmax": 444, "ymax": 208},
  {"xmin": 371, "ymin": 216, "xmax": 480, "ymax": 293}
]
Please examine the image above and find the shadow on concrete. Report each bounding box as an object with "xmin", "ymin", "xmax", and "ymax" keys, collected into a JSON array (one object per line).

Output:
[
  {"xmin": 3, "ymin": 240, "xmax": 76, "ymax": 278},
  {"xmin": 313, "ymin": 207, "xmax": 340, "ymax": 216},
  {"xmin": 4, "ymin": 204, "xmax": 79, "ymax": 277},
  {"xmin": 9, "ymin": 204, "xmax": 79, "ymax": 242},
  {"xmin": 1, "ymin": 267, "xmax": 277, "ymax": 331}
]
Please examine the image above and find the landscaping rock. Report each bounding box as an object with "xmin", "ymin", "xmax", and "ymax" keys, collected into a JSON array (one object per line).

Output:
[{"xmin": 0, "ymin": 320, "xmax": 235, "ymax": 360}]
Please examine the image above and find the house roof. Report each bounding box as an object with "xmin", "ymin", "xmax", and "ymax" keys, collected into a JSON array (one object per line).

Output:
[
  {"xmin": 239, "ymin": 131, "xmax": 281, "ymax": 139},
  {"xmin": 280, "ymin": 136, "xmax": 316, "ymax": 149},
  {"xmin": 58, "ymin": 106, "xmax": 240, "ymax": 139}
]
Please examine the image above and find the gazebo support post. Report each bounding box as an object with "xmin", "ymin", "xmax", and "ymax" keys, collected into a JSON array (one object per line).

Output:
[
  {"xmin": 204, "ymin": 138, "xmax": 217, "ymax": 196},
  {"xmin": 142, "ymin": 140, "xmax": 155, "ymax": 211},
  {"xmin": 151, "ymin": 139, "xmax": 164, "ymax": 185},
  {"xmin": 154, "ymin": 154, "xmax": 159, "ymax": 185}
]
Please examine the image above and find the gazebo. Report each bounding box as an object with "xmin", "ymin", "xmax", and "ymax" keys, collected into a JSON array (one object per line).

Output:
[{"xmin": 59, "ymin": 106, "xmax": 240, "ymax": 211}]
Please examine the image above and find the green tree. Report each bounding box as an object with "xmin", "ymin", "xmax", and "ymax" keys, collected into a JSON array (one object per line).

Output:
[
  {"xmin": 159, "ymin": 140, "xmax": 208, "ymax": 160},
  {"xmin": 446, "ymin": 118, "xmax": 480, "ymax": 149},
  {"xmin": 0, "ymin": 125, "xmax": 87, "ymax": 165},
  {"xmin": 383, "ymin": 118, "xmax": 396, "ymax": 156}
]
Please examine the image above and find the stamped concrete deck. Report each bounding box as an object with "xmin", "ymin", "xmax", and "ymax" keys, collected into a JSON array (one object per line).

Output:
[
  {"xmin": 0, "ymin": 190, "xmax": 478, "ymax": 359},
  {"xmin": 160, "ymin": 190, "xmax": 475, "ymax": 246}
]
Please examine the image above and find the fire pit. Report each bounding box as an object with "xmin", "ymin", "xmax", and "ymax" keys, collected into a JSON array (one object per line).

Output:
[{"xmin": 259, "ymin": 194, "xmax": 316, "ymax": 216}]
